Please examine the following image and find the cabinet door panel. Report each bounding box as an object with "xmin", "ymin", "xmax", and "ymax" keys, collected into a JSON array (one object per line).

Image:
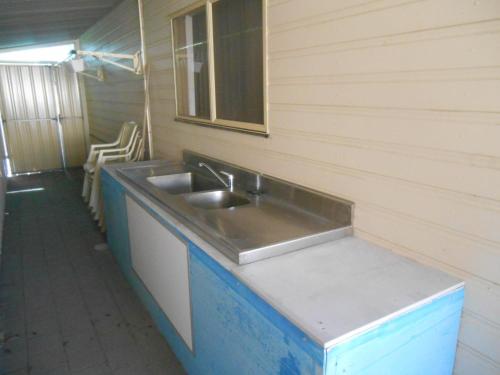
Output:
[{"xmin": 126, "ymin": 196, "xmax": 193, "ymax": 351}]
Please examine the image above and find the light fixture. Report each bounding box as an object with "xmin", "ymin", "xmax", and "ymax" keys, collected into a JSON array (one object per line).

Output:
[{"xmin": 69, "ymin": 49, "xmax": 142, "ymax": 75}]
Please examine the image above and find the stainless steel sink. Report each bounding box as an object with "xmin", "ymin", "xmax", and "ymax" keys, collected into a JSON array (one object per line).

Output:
[
  {"xmin": 184, "ymin": 190, "xmax": 250, "ymax": 209},
  {"xmin": 116, "ymin": 152, "xmax": 353, "ymax": 264},
  {"xmin": 147, "ymin": 172, "xmax": 223, "ymax": 194}
]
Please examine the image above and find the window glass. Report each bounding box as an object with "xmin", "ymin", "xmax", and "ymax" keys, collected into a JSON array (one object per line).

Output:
[
  {"xmin": 172, "ymin": 7, "xmax": 210, "ymax": 119},
  {"xmin": 213, "ymin": 0, "xmax": 263, "ymax": 124},
  {"xmin": 171, "ymin": 0, "xmax": 265, "ymax": 131}
]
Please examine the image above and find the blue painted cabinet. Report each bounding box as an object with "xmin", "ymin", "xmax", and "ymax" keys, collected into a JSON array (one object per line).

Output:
[
  {"xmin": 101, "ymin": 170, "xmax": 323, "ymax": 374},
  {"xmin": 101, "ymin": 170, "xmax": 131, "ymax": 272},
  {"xmin": 102, "ymin": 170, "xmax": 463, "ymax": 375},
  {"xmin": 324, "ymin": 289, "xmax": 463, "ymax": 375},
  {"xmin": 189, "ymin": 244, "xmax": 323, "ymax": 375}
]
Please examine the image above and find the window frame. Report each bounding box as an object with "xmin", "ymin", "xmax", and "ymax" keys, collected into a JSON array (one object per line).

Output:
[{"xmin": 169, "ymin": 0, "xmax": 268, "ymax": 135}]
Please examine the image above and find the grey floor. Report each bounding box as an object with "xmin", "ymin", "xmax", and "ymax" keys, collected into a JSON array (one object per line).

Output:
[{"xmin": 0, "ymin": 170, "xmax": 186, "ymax": 375}]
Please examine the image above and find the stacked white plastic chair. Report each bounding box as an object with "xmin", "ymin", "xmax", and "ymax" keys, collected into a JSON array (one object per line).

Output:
[
  {"xmin": 82, "ymin": 121, "xmax": 138, "ymax": 201},
  {"xmin": 93, "ymin": 132, "xmax": 144, "ymax": 227},
  {"xmin": 82, "ymin": 121, "xmax": 144, "ymax": 230},
  {"xmin": 95, "ymin": 134, "xmax": 145, "ymax": 229}
]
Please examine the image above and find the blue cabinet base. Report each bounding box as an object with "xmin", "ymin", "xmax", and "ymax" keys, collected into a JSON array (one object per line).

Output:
[{"xmin": 101, "ymin": 169, "xmax": 463, "ymax": 375}]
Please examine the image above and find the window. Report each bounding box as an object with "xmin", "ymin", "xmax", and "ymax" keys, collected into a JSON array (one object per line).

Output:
[
  {"xmin": 171, "ymin": 0, "xmax": 267, "ymax": 134},
  {"xmin": 172, "ymin": 7, "xmax": 210, "ymax": 119}
]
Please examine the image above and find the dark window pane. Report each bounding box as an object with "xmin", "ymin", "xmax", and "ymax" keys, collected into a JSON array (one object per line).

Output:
[
  {"xmin": 213, "ymin": 0, "xmax": 263, "ymax": 125},
  {"xmin": 173, "ymin": 7, "xmax": 210, "ymax": 119}
]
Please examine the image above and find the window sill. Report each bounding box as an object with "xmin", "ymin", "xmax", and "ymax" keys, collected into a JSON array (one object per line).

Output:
[{"xmin": 174, "ymin": 116, "xmax": 269, "ymax": 137}]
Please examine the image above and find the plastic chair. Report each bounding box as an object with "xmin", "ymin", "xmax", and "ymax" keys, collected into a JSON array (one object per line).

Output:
[
  {"xmin": 96, "ymin": 135, "xmax": 145, "ymax": 230},
  {"xmin": 89, "ymin": 133, "xmax": 145, "ymax": 228},
  {"xmin": 82, "ymin": 121, "xmax": 138, "ymax": 201},
  {"xmin": 88, "ymin": 129, "xmax": 140, "ymax": 214}
]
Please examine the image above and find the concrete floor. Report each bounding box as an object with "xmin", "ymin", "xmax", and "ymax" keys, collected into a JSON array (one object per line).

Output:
[{"xmin": 0, "ymin": 170, "xmax": 186, "ymax": 375}]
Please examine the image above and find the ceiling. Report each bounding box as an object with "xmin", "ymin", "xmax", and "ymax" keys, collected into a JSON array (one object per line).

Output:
[{"xmin": 0, "ymin": 0, "xmax": 125, "ymax": 50}]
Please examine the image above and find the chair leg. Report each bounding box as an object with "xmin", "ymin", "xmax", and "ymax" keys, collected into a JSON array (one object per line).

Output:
[
  {"xmin": 97, "ymin": 199, "xmax": 106, "ymax": 230},
  {"xmin": 88, "ymin": 172, "xmax": 100, "ymax": 215},
  {"xmin": 82, "ymin": 172, "xmax": 90, "ymax": 201},
  {"xmin": 93, "ymin": 202, "xmax": 101, "ymax": 221}
]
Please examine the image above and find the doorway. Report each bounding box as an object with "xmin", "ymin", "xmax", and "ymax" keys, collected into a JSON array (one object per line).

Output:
[{"xmin": 0, "ymin": 45, "xmax": 87, "ymax": 176}]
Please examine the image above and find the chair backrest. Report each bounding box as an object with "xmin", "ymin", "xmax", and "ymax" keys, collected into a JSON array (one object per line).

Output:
[
  {"xmin": 114, "ymin": 126, "xmax": 126, "ymax": 145},
  {"xmin": 119, "ymin": 122, "xmax": 138, "ymax": 148},
  {"xmin": 132, "ymin": 136, "xmax": 145, "ymax": 162},
  {"xmin": 122, "ymin": 126, "xmax": 139, "ymax": 155},
  {"xmin": 120, "ymin": 133, "xmax": 143, "ymax": 163}
]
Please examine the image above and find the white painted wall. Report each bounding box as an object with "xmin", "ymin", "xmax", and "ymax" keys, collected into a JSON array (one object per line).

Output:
[
  {"xmin": 79, "ymin": 0, "xmax": 145, "ymax": 143},
  {"xmin": 78, "ymin": 0, "xmax": 500, "ymax": 373},
  {"xmin": 140, "ymin": 1, "xmax": 500, "ymax": 374}
]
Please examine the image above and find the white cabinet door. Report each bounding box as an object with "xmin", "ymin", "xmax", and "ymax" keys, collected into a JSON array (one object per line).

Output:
[{"xmin": 126, "ymin": 196, "xmax": 193, "ymax": 350}]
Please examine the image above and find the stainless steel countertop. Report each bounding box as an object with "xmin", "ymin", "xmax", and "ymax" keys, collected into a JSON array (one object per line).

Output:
[
  {"xmin": 104, "ymin": 158, "xmax": 463, "ymax": 349},
  {"xmin": 115, "ymin": 152, "xmax": 353, "ymax": 264}
]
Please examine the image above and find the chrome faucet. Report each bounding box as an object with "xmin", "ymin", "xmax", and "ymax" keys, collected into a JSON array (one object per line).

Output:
[
  {"xmin": 219, "ymin": 171, "xmax": 234, "ymax": 191},
  {"xmin": 198, "ymin": 162, "xmax": 234, "ymax": 191}
]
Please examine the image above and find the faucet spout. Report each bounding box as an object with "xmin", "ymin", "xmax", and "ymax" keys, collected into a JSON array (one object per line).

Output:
[
  {"xmin": 198, "ymin": 162, "xmax": 234, "ymax": 191},
  {"xmin": 219, "ymin": 171, "xmax": 234, "ymax": 192}
]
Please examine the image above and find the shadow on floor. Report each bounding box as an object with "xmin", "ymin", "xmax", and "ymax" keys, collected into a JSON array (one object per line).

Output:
[{"xmin": 0, "ymin": 169, "xmax": 186, "ymax": 375}]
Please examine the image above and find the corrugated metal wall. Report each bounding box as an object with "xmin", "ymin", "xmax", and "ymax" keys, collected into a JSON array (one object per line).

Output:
[
  {"xmin": 0, "ymin": 64, "xmax": 86, "ymax": 174},
  {"xmin": 79, "ymin": 0, "xmax": 145, "ymax": 144},
  {"xmin": 0, "ymin": 109, "xmax": 8, "ymax": 254},
  {"xmin": 0, "ymin": 65, "xmax": 62, "ymax": 173},
  {"xmin": 54, "ymin": 65, "xmax": 87, "ymax": 168}
]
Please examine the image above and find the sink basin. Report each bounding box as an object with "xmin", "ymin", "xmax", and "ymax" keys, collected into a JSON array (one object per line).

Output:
[
  {"xmin": 116, "ymin": 154, "xmax": 353, "ymax": 264},
  {"xmin": 147, "ymin": 172, "xmax": 223, "ymax": 194},
  {"xmin": 184, "ymin": 190, "xmax": 250, "ymax": 209}
]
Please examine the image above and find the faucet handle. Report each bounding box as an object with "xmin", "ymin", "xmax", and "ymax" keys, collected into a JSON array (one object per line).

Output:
[{"xmin": 219, "ymin": 171, "xmax": 234, "ymax": 191}]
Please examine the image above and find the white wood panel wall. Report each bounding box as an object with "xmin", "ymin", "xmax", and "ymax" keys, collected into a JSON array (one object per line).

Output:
[
  {"xmin": 139, "ymin": 0, "xmax": 500, "ymax": 373},
  {"xmin": 79, "ymin": 0, "xmax": 145, "ymax": 143}
]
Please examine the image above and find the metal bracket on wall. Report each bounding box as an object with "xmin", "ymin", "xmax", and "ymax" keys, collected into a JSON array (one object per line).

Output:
[
  {"xmin": 71, "ymin": 49, "xmax": 143, "ymax": 75},
  {"xmin": 75, "ymin": 65, "xmax": 105, "ymax": 82}
]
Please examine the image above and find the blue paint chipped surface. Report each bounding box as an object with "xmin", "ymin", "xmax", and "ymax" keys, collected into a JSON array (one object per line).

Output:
[
  {"xmin": 280, "ymin": 352, "xmax": 301, "ymax": 375},
  {"xmin": 325, "ymin": 289, "xmax": 464, "ymax": 375},
  {"xmin": 189, "ymin": 243, "xmax": 322, "ymax": 375},
  {"xmin": 102, "ymin": 170, "xmax": 464, "ymax": 375}
]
